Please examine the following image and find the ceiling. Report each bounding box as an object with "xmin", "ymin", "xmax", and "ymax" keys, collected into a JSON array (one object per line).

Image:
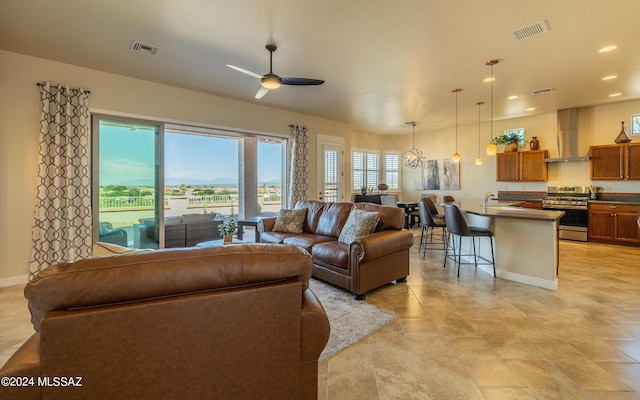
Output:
[{"xmin": 2, "ymin": 0, "xmax": 640, "ymax": 135}]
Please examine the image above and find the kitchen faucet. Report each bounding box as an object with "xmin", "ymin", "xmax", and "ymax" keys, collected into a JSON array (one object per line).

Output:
[{"xmin": 483, "ymin": 192, "xmax": 496, "ymax": 209}]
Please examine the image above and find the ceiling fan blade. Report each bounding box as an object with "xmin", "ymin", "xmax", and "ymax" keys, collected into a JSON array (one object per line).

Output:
[
  {"xmin": 281, "ymin": 77, "xmax": 325, "ymax": 86},
  {"xmin": 226, "ymin": 64, "xmax": 263, "ymax": 80},
  {"xmin": 255, "ymin": 87, "xmax": 270, "ymax": 99}
]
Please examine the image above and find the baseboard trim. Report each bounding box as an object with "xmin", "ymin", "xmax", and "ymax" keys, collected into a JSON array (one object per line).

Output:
[
  {"xmin": 0, "ymin": 275, "xmax": 29, "ymax": 288},
  {"xmin": 477, "ymin": 265, "xmax": 558, "ymax": 290}
]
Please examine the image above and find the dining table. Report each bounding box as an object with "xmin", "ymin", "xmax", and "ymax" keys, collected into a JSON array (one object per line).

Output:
[{"xmin": 396, "ymin": 200, "xmax": 419, "ymax": 228}]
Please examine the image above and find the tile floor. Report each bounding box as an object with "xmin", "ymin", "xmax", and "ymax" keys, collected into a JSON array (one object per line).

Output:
[
  {"xmin": 317, "ymin": 235, "xmax": 640, "ymax": 399},
  {"xmin": 1, "ymin": 232, "xmax": 639, "ymax": 399}
]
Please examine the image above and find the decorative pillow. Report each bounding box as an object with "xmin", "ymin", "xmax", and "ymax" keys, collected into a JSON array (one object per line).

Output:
[
  {"xmin": 272, "ymin": 208, "xmax": 307, "ymax": 233},
  {"xmin": 338, "ymin": 209, "xmax": 380, "ymax": 244}
]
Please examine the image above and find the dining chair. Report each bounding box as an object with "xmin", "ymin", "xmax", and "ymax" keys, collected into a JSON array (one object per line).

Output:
[
  {"xmin": 422, "ymin": 196, "xmax": 444, "ymax": 221},
  {"xmin": 380, "ymin": 195, "xmax": 398, "ymax": 207},
  {"xmin": 443, "ymin": 195, "xmax": 455, "ymax": 203},
  {"xmin": 417, "ymin": 199, "xmax": 447, "ymax": 258},
  {"xmin": 443, "ymin": 204, "xmax": 496, "ymax": 277}
]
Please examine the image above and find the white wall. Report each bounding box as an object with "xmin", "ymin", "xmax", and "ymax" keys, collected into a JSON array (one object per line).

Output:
[{"xmin": 1, "ymin": 49, "xmax": 639, "ymax": 283}]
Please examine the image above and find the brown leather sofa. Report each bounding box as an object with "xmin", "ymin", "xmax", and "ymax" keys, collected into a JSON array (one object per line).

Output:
[
  {"xmin": 0, "ymin": 244, "xmax": 330, "ymax": 400},
  {"xmin": 259, "ymin": 200, "xmax": 414, "ymax": 299}
]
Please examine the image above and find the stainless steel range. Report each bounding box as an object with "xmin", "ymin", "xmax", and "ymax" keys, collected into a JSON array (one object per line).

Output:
[{"xmin": 543, "ymin": 186, "xmax": 590, "ymax": 241}]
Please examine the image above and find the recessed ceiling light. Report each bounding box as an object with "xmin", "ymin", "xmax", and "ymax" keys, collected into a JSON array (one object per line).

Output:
[
  {"xmin": 508, "ymin": 95, "xmax": 518, "ymax": 100},
  {"xmin": 526, "ymin": 107, "xmax": 536, "ymax": 111},
  {"xmin": 483, "ymin": 77, "xmax": 495, "ymax": 83},
  {"xmin": 609, "ymin": 92, "xmax": 621, "ymax": 97},
  {"xmin": 602, "ymin": 75, "xmax": 618, "ymax": 81},
  {"xmin": 598, "ymin": 45, "xmax": 617, "ymax": 53}
]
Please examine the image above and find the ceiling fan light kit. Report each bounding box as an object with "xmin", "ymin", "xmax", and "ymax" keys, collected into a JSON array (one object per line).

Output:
[{"xmin": 227, "ymin": 43, "xmax": 324, "ymax": 99}]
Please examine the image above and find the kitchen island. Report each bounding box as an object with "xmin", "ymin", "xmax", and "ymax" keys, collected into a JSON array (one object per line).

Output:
[{"xmin": 452, "ymin": 201, "xmax": 564, "ymax": 290}]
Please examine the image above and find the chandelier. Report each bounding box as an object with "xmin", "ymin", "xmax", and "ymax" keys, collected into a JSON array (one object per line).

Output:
[{"xmin": 404, "ymin": 122, "xmax": 424, "ymax": 168}]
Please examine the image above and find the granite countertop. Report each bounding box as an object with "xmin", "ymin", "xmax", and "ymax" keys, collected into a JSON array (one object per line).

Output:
[
  {"xmin": 589, "ymin": 200, "xmax": 640, "ymax": 206},
  {"xmin": 456, "ymin": 200, "xmax": 565, "ymax": 222}
]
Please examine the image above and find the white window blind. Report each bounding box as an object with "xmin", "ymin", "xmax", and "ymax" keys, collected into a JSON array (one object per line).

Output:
[
  {"xmin": 384, "ymin": 152, "xmax": 400, "ymax": 190},
  {"xmin": 352, "ymin": 150, "xmax": 379, "ymax": 191}
]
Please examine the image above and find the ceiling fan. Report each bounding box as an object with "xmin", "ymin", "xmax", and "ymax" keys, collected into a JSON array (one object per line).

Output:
[{"xmin": 226, "ymin": 44, "xmax": 325, "ymax": 99}]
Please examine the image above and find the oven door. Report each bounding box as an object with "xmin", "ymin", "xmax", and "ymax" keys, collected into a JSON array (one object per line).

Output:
[{"xmin": 543, "ymin": 207, "xmax": 588, "ymax": 241}]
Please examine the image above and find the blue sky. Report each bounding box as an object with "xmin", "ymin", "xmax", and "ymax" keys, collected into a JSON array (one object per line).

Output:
[{"xmin": 99, "ymin": 122, "xmax": 282, "ymax": 186}]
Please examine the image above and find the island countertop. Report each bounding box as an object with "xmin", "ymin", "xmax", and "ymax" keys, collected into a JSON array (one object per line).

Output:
[
  {"xmin": 441, "ymin": 200, "xmax": 562, "ymax": 290},
  {"xmin": 450, "ymin": 201, "xmax": 565, "ymax": 222}
]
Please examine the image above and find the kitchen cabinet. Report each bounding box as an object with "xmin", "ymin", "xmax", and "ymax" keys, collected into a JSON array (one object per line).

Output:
[
  {"xmin": 588, "ymin": 203, "xmax": 640, "ymax": 246},
  {"xmin": 521, "ymin": 200, "xmax": 543, "ymax": 210},
  {"xmin": 590, "ymin": 143, "xmax": 640, "ymax": 180},
  {"xmin": 496, "ymin": 150, "xmax": 548, "ymax": 182}
]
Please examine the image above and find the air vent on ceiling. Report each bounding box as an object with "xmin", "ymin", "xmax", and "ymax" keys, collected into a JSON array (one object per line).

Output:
[
  {"xmin": 130, "ymin": 41, "xmax": 160, "ymax": 57},
  {"xmin": 512, "ymin": 20, "xmax": 549, "ymax": 40},
  {"xmin": 532, "ymin": 87, "xmax": 554, "ymax": 95}
]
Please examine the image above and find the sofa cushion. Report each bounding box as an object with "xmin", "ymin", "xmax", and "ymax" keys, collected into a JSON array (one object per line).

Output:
[
  {"xmin": 273, "ymin": 208, "xmax": 307, "ymax": 233},
  {"xmin": 282, "ymin": 234, "xmax": 335, "ymax": 253},
  {"xmin": 312, "ymin": 241, "xmax": 349, "ymax": 269},
  {"xmin": 315, "ymin": 202, "xmax": 353, "ymax": 237},
  {"xmin": 338, "ymin": 209, "xmax": 380, "ymax": 244},
  {"xmin": 295, "ymin": 200, "xmax": 325, "ymax": 233},
  {"xmin": 260, "ymin": 231, "xmax": 298, "ymax": 244},
  {"xmin": 182, "ymin": 213, "xmax": 217, "ymax": 223},
  {"xmin": 354, "ymin": 202, "xmax": 405, "ymax": 231}
]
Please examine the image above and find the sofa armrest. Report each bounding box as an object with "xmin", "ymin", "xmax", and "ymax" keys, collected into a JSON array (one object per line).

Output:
[
  {"xmin": 0, "ymin": 333, "xmax": 41, "ymax": 400},
  {"xmin": 257, "ymin": 217, "xmax": 277, "ymax": 233},
  {"xmin": 350, "ymin": 229, "xmax": 414, "ymax": 263},
  {"xmin": 300, "ymin": 287, "xmax": 330, "ymax": 399}
]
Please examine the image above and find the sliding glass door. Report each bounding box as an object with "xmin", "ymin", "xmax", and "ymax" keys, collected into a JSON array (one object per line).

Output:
[
  {"xmin": 93, "ymin": 116, "xmax": 286, "ymax": 248},
  {"xmin": 93, "ymin": 117, "xmax": 162, "ymax": 249}
]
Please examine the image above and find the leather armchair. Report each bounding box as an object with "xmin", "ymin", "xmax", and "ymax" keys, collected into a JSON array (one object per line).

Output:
[{"xmin": 0, "ymin": 244, "xmax": 330, "ymax": 400}]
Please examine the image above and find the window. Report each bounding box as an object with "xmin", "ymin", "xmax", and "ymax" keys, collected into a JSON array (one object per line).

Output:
[
  {"xmin": 93, "ymin": 115, "xmax": 286, "ymax": 249},
  {"xmin": 384, "ymin": 151, "xmax": 400, "ymax": 191},
  {"xmin": 352, "ymin": 150, "xmax": 379, "ymax": 192}
]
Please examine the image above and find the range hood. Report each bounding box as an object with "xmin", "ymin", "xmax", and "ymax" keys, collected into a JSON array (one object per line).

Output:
[{"xmin": 544, "ymin": 108, "xmax": 590, "ymax": 162}]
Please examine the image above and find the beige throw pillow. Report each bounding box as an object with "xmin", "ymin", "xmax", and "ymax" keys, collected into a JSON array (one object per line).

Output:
[
  {"xmin": 272, "ymin": 208, "xmax": 307, "ymax": 233},
  {"xmin": 338, "ymin": 209, "xmax": 380, "ymax": 244}
]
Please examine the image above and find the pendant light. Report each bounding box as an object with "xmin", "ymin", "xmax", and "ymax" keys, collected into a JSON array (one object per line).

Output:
[
  {"xmin": 486, "ymin": 59, "xmax": 499, "ymax": 156},
  {"xmin": 404, "ymin": 121, "xmax": 424, "ymax": 168},
  {"xmin": 476, "ymin": 101, "xmax": 484, "ymax": 165},
  {"xmin": 452, "ymin": 88, "xmax": 462, "ymax": 163}
]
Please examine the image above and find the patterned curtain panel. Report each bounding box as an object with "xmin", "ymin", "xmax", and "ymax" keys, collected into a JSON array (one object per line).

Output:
[
  {"xmin": 29, "ymin": 82, "xmax": 92, "ymax": 279},
  {"xmin": 287, "ymin": 124, "xmax": 309, "ymax": 208}
]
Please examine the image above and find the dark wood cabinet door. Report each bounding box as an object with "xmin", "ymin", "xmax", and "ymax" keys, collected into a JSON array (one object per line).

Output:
[
  {"xmin": 626, "ymin": 143, "xmax": 640, "ymax": 180},
  {"xmin": 496, "ymin": 152, "xmax": 519, "ymax": 181},
  {"xmin": 589, "ymin": 204, "xmax": 640, "ymax": 246},
  {"xmin": 588, "ymin": 208, "xmax": 615, "ymax": 241},
  {"xmin": 519, "ymin": 150, "xmax": 548, "ymax": 181},
  {"xmin": 614, "ymin": 210, "xmax": 640, "ymax": 244},
  {"xmin": 590, "ymin": 145, "xmax": 624, "ymax": 180}
]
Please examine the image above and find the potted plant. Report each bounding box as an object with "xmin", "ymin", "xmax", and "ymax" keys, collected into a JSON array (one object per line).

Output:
[
  {"xmin": 491, "ymin": 131, "xmax": 526, "ymax": 152},
  {"xmin": 218, "ymin": 219, "xmax": 238, "ymax": 244}
]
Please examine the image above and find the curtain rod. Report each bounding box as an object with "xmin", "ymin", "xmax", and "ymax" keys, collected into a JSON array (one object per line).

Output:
[{"xmin": 36, "ymin": 82, "xmax": 91, "ymax": 94}]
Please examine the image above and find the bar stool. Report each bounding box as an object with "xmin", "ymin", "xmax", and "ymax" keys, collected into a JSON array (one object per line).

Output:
[
  {"xmin": 417, "ymin": 199, "xmax": 447, "ymax": 258},
  {"xmin": 443, "ymin": 204, "xmax": 496, "ymax": 277}
]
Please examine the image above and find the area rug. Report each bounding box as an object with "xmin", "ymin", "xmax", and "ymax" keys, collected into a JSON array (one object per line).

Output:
[{"xmin": 309, "ymin": 279, "xmax": 398, "ymax": 362}]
